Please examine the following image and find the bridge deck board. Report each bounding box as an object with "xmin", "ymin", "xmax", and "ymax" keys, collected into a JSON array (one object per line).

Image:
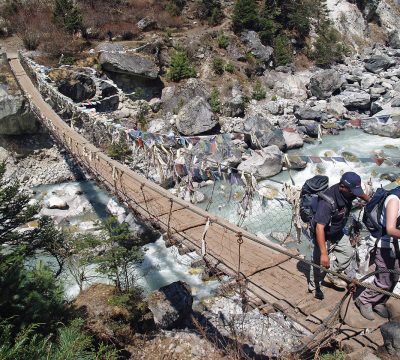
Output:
[{"xmin": 8, "ymin": 54, "xmax": 387, "ymax": 354}]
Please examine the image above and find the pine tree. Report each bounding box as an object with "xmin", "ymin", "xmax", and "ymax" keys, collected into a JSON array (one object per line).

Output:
[
  {"xmin": 167, "ymin": 47, "xmax": 196, "ymax": 82},
  {"xmin": 53, "ymin": 0, "xmax": 82, "ymax": 33},
  {"xmin": 273, "ymin": 34, "xmax": 293, "ymax": 66},
  {"xmin": 232, "ymin": 0, "xmax": 259, "ymax": 33}
]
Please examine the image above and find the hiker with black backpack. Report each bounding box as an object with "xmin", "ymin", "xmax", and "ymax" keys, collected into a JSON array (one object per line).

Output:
[
  {"xmin": 355, "ymin": 186, "xmax": 400, "ymax": 320},
  {"xmin": 301, "ymin": 172, "xmax": 369, "ymax": 300}
]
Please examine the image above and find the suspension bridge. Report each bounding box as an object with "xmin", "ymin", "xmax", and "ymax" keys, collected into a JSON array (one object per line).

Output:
[{"xmin": 6, "ymin": 51, "xmax": 396, "ymax": 355}]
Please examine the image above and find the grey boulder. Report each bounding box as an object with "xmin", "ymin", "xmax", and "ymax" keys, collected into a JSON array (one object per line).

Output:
[
  {"xmin": 335, "ymin": 90, "xmax": 371, "ymax": 111},
  {"xmin": 147, "ymin": 281, "xmax": 193, "ymax": 330},
  {"xmin": 364, "ymin": 55, "xmax": 396, "ymax": 74},
  {"xmin": 388, "ymin": 30, "xmax": 400, "ymax": 49},
  {"xmin": 58, "ymin": 73, "xmax": 96, "ymax": 102},
  {"xmin": 309, "ymin": 70, "xmax": 344, "ymax": 100},
  {"xmin": 241, "ymin": 31, "xmax": 273, "ymax": 64},
  {"xmin": 176, "ymin": 96, "xmax": 218, "ymax": 135},
  {"xmin": 100, "ymin": 52, "xmax": 159, "ymax": 79},
  {"xmin": 237, "ymin": 145, "xmax": 283, "ymax": 179},
  {"xmin": 381, "ymin": 321, "xmax": 400, "ymax": 357},
  {"xmin": 243, "ymin": 114, "xmax": 286, "ymax": 150},
  {"xmin": 361, "ymin": 112, "xmax": 400, "ymax": 138},
  {"xmin": 283, "ymin": 129, "xmax": 304, "ymax": 149},
  {"xmin": 137, "ymin": 16, "xmax": 157, "ymax": 31},
  {"xmin": 294, "ymin": 106, "xmax": 326, "ymax": 121}
]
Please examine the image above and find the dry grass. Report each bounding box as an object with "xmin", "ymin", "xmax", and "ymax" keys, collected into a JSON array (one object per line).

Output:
[{"xmin": 294, "ymin": 53, "xmax": 314, "ymax": 70}]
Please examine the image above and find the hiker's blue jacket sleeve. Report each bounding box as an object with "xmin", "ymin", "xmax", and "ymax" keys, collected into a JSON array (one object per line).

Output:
[{"xmin": 314, "ymin": 200, "xmax": 331, "ymax": 225}]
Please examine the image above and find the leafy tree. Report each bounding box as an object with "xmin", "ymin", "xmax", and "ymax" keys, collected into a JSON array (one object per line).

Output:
[
  {"xmin": 252, "ymin": 80, "xmax": 266, "ymax": 100},
  {"xmin": 94, "ymin": 216, "xmax": 144, "ymax": 293},
  {"xmin": 53, "ymin": 0, "xmax": 82, "ymax": 33},
  {"xmin": 232, "ymin": 0, "xmax": 258, "ymax": 33},
  {"xmin": 209, "ymin": 88, "xmax": 221, "ymax": 113},
  {"xmin": 167, "ymin": 47, "xmax": 196, "ymax": 82},
  {"xmin": 273, "ymin": 34, "xmax": 293, "ymax": 66}
]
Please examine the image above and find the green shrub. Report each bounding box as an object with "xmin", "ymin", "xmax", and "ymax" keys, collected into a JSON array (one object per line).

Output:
[
  {"xmin": 196, "ymin": 0, "xmax": 224, "ymax": 25},
  {"xmin": 311, "ymin": 22, "xmax": 349, "ymax": 66},
  {"xmin": 225, "ymin": 62, "xmax": 235, "ymax": 73},
  {"xmin": 167, "ymin": 47, "xmax": 196, "ymax": 81},
  {"xmin": 252, "ymin": 80, "xmax": 266, "ymax": 101},
  {"xmin": 208, "ymin": 6, "xmax": 224, "ymax": 25},
  {"xmin": 107, "ymin": 139, "xmax": 131, "ymax": 161},
  {"xmin": 165, "ymin": 0, "xmax": 186, "ymax": 16},
  {"xmin": 217, "ymin": 32, "xmax": 229, "ymax": 49},
  {"xmin": 209, "ymin": 87, "xmax": 221, "ymax": 113},
  {"xmin": 273, "ymin": 34, "xmax": 293, "ymax": 66},
  {"xmin": 212, "ymin": 56, "xmax": 225, "ymax": 75},
  {"xmin": 21, "ymin": 33, "xmax": 41, "ymax": 51},
  {"xmin": 232, "ymin": 0, "xmax": 258, "ymax": 33}
]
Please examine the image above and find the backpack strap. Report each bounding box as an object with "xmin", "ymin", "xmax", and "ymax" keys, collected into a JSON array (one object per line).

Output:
[{"xmin": 317, "ymin": 193, "xmax": 337, "ymax": 226}]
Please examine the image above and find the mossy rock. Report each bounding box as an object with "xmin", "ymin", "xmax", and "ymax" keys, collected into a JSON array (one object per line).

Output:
[
  {"xmin": 258, "ymin": 186, "xmax": 279, "ymax": 200},
  {"xmin": 342, "ymin": 151, "xmax": 358, "ymax": 162},
  {"xmin": 324, "ymin": 150, "xmax": 336, "ymax": 157},
  {"xmin": 321, "ymin": 122, "xmax": 337, "ymax": 129},
  {"xmin": 384, "ymin": 144, "xmax": 398, "ymax": 149}
]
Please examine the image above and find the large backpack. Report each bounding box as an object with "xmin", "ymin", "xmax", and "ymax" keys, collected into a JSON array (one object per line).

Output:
[
  {"xmin": 299, "ymin": 175, "xmax": 337, "ymax": 224},
  {"xmin": 362, "ymin": 186, "xmax": 400, "ymax": 238}
]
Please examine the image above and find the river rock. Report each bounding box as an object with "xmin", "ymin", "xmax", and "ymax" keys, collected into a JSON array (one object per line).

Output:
[
  {"xmin": 361, "ymin": 74, "xmax": 377, "ymax": 90},
  {"xmin": 364, "ymin": 54, "xmax": 396, "ymax": 74},
  {"xmin": 100, "ymin": 52, "xmax": 159, "ymax": 79},
  {"xmin": 237, "ymin": 145, "xmax": 283, "ymax": 179},
  {"xmin": 175, "ymin": 96, "xmax": 217, "ymax": 135},
  {"xmin": 298, "ymin": 120, "xmax": 319, "ymax": 138},
  {"xmin": 243, "ymin": 114, "xmax": 286, "ymax": 150},
  {"xmin": 335, "ymin": 90, "xmax": 371, "ymax": 111},
  {"xmin": 294, "ymin": 106, "xmax": 326, "ymax": 121},
  {"xmin": 265, "ymin": 101, "xmax": 284, "ymax": 115},
  {"xmin": 381, "ymin": 321, "xmax": 400, "ymax": 357},
  {"xmin": 147, "ymin": 281, "xmax": 193, "ymax": 330},
  {"xmin": 392, "ymin": 97, "xmax": 400, "ymax": 107},
  {"xmin": 46, "ymin": 197, "xmax": 69, "ymax": 210},
  {"xmin": 58, "ymin": 73, "xmax": 96, "ymax": 102},
  {"xmin": 240, "ymin": 31, "xmax": 273, "ymax": 64},
  {"xmin": 309, "ymin": 69, "xmax": 344, "ymax": 100},
  {"xmin": 388, "ymin": 30, "xmax": 400, "ymax": 49},
  {"xmin": 361, "ymin": 112, "xmax": 400, "ymax": 138},
  {"xmin": 283, "ymin": 129, "xmax": 303, "ymax": 149}
]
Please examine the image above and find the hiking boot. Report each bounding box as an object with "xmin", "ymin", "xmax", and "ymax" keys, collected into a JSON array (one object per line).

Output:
[
  {"xmin": 355, "ymin": 298, "xmax": 375, "ymax": 321},
  {"xmin": 308, "ymin": 285, "xmax": 324, "ymax": 300},
  {"xmin": 325, "ymin": 274, "xmax": 347, "ymax": 289},
  {"xmin": 374, "ymin": 303, "xmax": 389, "ymax": 318}
]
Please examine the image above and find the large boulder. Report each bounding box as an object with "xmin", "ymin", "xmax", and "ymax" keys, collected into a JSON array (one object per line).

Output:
[
  {"xmin": 160, "ymin": 79, "xmax": 208, "ymax": 114},
  {"xmin": 46, "ymin": 197, "xmax": 69, "ymax": 210},
  {"xmin": 335, "ymin": 90, "xmax": 371, "ymax": 111},
  {"xmin": 237, "ymin": 145, "xmax": 283, "ymax": 179},
  {"xmin": 263, "ymin": 71, "xmax": 308, "ymax": 100},
  {"xmin": 58, "ymin": 73, "xmax": 96, "ymax": 102},
  {"xmin": 364, "ymin": 55, "xmax": 396, "ymax": 74},
  {"xmin": 361, "ymin": 111, "xmax": 400, "ymax": 138},
  {"xmin": 240, "ymin": 31, "xmax": 273, "ymax": 64},
  {"xmin": 100, "ymin": 52, "xmax": 159, "ymax": 79},
  {"xmin": 0, "ymin": 90, "xmax": 39, "ymax": 135},
  {"xmin": 243, "ymin": 114, "xmax": 286, "ymax": 150},
  {"xmin": 309, "ymin": 69, "xmax": 344, "ymax": 100},
  {"xmin": 282, "ymin": 129, "xmax": 303, "ymax": 149},
  {"xmin": 137, "ymin": 16, "xmax": 157, "ymax": 31},
  {"xmin": 294, "ymin": 106, "xmax": 326, "ymax": 121},
  {"xmin": 147, "ymin": 281, "xmax": 193, "ymax": 330},
  {"xmin": 175, "ymin": 96, "xmax": 218, "ymax": 135},
  {"xmin": 388, "ymin": 30, "xmax": 400, "ymax": 49}
]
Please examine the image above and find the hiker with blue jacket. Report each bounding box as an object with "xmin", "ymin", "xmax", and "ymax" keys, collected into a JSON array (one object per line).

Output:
[
  {"xmin": 356, "ymin": 187, "xmax": 400, "ymax": 320},
  {"xmin": 308, "ymin": 172, "xmax": 369, "ymax": 300}
]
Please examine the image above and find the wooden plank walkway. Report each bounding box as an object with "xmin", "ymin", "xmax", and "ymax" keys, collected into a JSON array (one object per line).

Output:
[{"xmin": 7, "ymin": 53, "xmax": 389, "ymax": 353}]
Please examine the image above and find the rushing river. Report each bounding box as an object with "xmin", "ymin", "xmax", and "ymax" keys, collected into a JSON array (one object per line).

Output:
[{"xmin": 32, "ymin": 129, "xmax": 399, "ymax": 299}]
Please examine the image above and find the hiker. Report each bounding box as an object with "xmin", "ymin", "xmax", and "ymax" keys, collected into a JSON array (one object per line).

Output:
[
  {"xmin": 356, "ymin": 189, "xmax": 400, "ymax": 320},
  {"xmin": 308, "ymin": 172, "xmax": 369, "ymax": 300},
  {"xmin": 107, "ymin": 30, "xmax": 113, "ymax": 42}
]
